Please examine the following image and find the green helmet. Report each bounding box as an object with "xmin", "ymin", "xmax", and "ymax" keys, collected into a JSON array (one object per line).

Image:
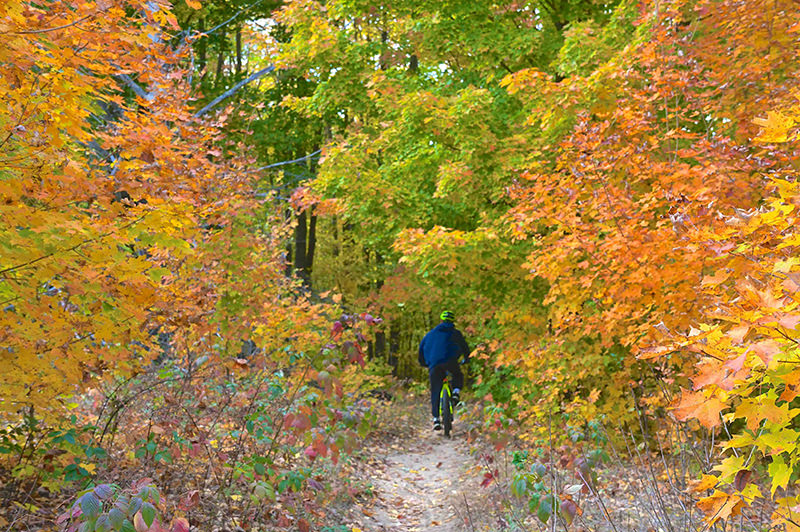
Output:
[{"xmin": 440, "ymin": 310, "xmax": 455, "ymax": 322}]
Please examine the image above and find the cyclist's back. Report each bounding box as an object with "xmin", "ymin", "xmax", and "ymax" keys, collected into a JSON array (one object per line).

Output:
[{"xmin": 419, "ymin": 310, "xmax": 470, "ymax": 431}]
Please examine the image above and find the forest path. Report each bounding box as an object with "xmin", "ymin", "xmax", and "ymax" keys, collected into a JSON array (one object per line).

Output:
[{"xmin": 347, "ymin": 401, "xmax": 493, "ymax": 532}]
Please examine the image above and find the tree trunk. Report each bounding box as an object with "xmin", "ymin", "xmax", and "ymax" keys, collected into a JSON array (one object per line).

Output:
[
  {"xmin": 199, "ymin": 18, "xmax": 207, "ymax": 76},
  {"xmin": 307, "ymin": 212, "xmax": 317, "ymax": 276},
  {"xmin": 332, "ymin": 216, "xmax": 339, "ymax": 258},
  {"xmin": 389, "ymin": 325, "xmax": 400, "ymax": 375},
  {"xmin": 374, "ymin": 330, "xmax": 386, "ymax": 358},
  {"xmin": 236, "ymin": 27, "xmax": 242, "ymax": 76},
  {"xmin": 294, "ymin": 209, "xmax": 307, "ymax": 274},
  {"xmin": 214, "ymin": 30, "xmax": 226, "ymax": 88}
]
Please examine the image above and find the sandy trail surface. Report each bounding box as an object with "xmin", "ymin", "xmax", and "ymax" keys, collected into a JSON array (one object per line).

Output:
[{"xmin": 350, "ymin": 417, "xmax": 491, "ymax": 532}]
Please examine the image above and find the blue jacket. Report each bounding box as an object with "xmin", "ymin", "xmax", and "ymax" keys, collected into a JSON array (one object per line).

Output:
[{"xmin": 418, "ymin": 321, "xmax": 470, "ymax": 369}]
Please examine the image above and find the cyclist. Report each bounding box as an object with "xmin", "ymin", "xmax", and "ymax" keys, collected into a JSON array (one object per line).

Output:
[{"xmin": 418, "ymin": 310, "xmax": 470, "ymax": 431}]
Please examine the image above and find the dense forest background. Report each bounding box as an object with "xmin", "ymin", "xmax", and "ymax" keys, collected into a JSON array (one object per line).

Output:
[{"xmin": 1, "ymin": 0, "xmax": 799, "ymax": 530}]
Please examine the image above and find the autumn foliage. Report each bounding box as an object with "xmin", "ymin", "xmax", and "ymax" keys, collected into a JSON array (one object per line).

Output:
[
  {"xmin": 3, "ymin": 0, "xmax": 800, "ymax": 528},
  {"xmin": 1, "ymin": 0, "xmax": 386, "ymax": 529},
  {"xmin": 272, "ymin": 0, "xmax": 800, "ymax": 527}
]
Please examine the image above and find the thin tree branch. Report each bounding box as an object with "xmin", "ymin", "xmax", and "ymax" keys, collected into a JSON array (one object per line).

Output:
[
  {"xmin": 0, "ymin": 216, "xmax": 146, "ymax": 277},
  {"xmin": 115, "ymin": 74, "xmax": 153, "ymax": 101},
  {"xmin": 204, "ymin": 0, "xmax": 266, "ymax": 38},
  {"xmin": 8, "ymin": 13, "xmax": 93, "ymax": 34},
  {"xmin": 193, "ymin": 65, "xmax": 274, "ymax": 118},
  {"xmin": 249, "ymin": 150, "xmax": 322, "ymax": 173}
]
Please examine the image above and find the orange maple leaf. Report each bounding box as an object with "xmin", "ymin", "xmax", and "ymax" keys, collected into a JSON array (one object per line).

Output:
[
  {"xmin": 672, "ymin": 390, "xmax": 725, "ymax": 428},
  {"xmin": 697, "ymin": 491, "xmax": 744, "ymax": 525}
]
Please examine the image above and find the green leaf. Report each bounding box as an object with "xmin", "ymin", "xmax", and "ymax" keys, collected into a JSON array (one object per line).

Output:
[
  {"xmin": 147, "ymin": 267, "xmax": 170, "ymax": 283},
  {"xmin": 768, "ymin": 454, "xmax": 792, "ymax": 496},
  {"xmin": 510, "ymin": 475, "xmax": 527, "ymax": 498},
  {"xmin": 80, "ymin": 492, "xmax": 102, "ymax": 518},
  {"xmin": 141, "ymin": 502, "xmax": 156, "ymax": 528},
  {"xmin": 108, "ymin": 508, "xmax": 125, "ymax": 528},
  {"xmin": 95, "ymin": 514, "xmax": 112, "ymax": 532},
  {"xmin": 93, "ymin": 484, "xmax": 114, "ymax": 500},
  {"xmin": 528, "ymin": 492, "xmax": 541, "ymax": 513},
  {"xmin": 537, "ymin": 497, "xmax": 552, "ymax": 524}
]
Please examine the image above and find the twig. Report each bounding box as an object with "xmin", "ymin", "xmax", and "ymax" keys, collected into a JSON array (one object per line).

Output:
[
  {"xmin": 575, "ymin": 468, "xmax": 620, "ymax": 532},
  {"xmin": 462, "ymin": 492, "xmax": 477, "ymax": 532}
]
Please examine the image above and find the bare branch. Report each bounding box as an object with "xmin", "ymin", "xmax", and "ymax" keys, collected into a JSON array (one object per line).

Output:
[
  {"xmin": 250, "ymin": 150, "xmax": 322, "ymax": 173},
  {"xmin": 193, "ymin": 65, "xmax": 274, "ymax": 118},
  {"xmin": 115, "ymin": 74, "xmax": 153, "ymax": 101}
]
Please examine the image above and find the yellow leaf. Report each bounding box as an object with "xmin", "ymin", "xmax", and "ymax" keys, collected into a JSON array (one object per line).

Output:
[
  {"xmin": 714, "ymin": 455, "xmax": 746, "ymax": 483},
  {"xmin": 691, "ymin": 474, "xmax": 719, "ymax": 493},
  {"xmin": 753, "ymin": 111, "xmax": 797, "ymax": 143},
  {"xmin": 186, "ymin": 0, "xmax": 202, "ymax": 9},
  {"xmin": 756, "ymin": 428, "xmax": 800, "ymax": 456}
]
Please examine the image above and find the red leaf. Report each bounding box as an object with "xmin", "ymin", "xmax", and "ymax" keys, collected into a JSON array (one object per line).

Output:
[
  {"xmin": 352, "ymin": 342, "xmax": 366, "ymax": 367},
  {"xmin": 56, "ymin": 506, "xmax": 81, "ymax": 525},
  {"xmin": 291, "ymin": 414, "xmax": 311, "ymax": 430},
  {"xmin": 726, "ymin": 325, "xmax": 750, "ymax": 344},
  {"xmin": 753, "ymin": 339, "xmax": 781, "ymax": 367},
  {"xmin": 171, "ymin": 518, "xmax": 190, "ymax": 532},
  {"xmin": 734, "ymin": 469, "xmax": 751, "ymax": 492},
  {"xmin": 179, "ymin": 490, "xmax": 199, "ymax": 511},
  {"xmin": 778, "ymin": 314, "xmax": 800, "ymax": 330},
  {"xmin": 331, "ymin": 321, "xmax": 343, "ymax": 339},
  {"xmin": 132, "ymin": 478, "xmax": 154, "ymax": 490},
  {"xmin": 561, "ymin": 499, "xmax": 579, "ymax": 524}
]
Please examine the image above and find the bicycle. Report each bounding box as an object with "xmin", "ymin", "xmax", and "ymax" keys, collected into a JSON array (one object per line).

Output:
[{"xmin": 439, "ymin": 373, "xmax": 455, "ymax": 437}]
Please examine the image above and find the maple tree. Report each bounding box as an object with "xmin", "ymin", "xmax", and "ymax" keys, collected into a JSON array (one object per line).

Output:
[
  {"xmin": 3, "ymin": 0, "xmax": 800, "ymax": 528},
  {"xmin": 1, "ymin": 0, "xmax": 389, "ymax": 529}
]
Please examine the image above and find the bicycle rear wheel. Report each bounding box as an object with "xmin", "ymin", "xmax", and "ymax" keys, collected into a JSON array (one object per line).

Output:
[{"xmin": 441, "ymin": 388, "xmax": 452, "ymax": 437}]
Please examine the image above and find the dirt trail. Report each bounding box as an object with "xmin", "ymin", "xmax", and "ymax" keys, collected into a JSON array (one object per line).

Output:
[{"xmin": 351, "ymin": 418, "xmax": 491, "ymax": 532}]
